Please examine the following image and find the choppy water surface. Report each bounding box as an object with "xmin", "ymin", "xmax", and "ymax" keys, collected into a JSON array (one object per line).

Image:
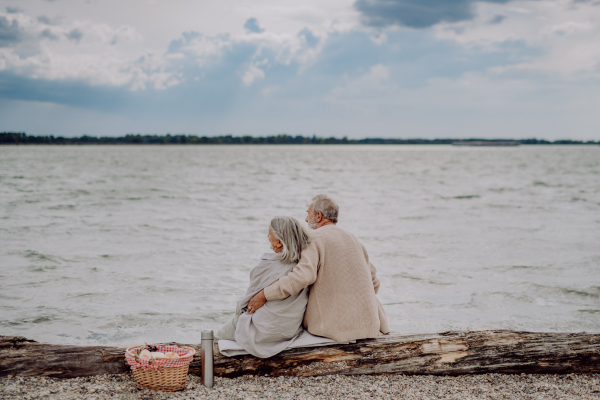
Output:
[{"xmin": 1, "ymin": 145, "xmax": 599, "ymax": 345}]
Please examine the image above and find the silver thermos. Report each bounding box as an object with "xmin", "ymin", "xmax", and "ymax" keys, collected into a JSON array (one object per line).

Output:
[{"xmin": 201, "ymin": 330, "xmax": 214, "ymax": 388}]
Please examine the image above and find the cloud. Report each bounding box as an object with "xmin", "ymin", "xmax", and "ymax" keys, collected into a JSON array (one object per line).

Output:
[
  {"xmin": 242, "ymin": 63, "xmax": 266, "ymax": 85},
  {"xmin": 433, "ymin": 0, "xmax": 600, "ymax": 77},
  {"xmin": 65, "ymin": 28, "xmax": 83, "ymax": 42},
  {"xmin": 488, "ymin": 14, "xmax": 506, "ymax": 24},
  {"xmin": 40, "ymin": 28, "xmax": 58, "ymax": 40},
  {"xmin": 244, "ymin": 18, "xmax": 264, "ymax": 33},
  {"xmin": 0, "ymin": 71, "xmax": 131, "ymax": 111},
  {"xmin": 6, "ymin": 7, "xmax": 22, "ymax": 14},
  {"xmin": 299, "ymin": 28, "xmax": 319, "ymax": 47},
  {"xmin": 550, "ymin": 20, "xmax": 592, "ymax": 36},
  {"xmin": 0, "ymin": 11, "xmax": 175, "ymax": 90},
  {"xmin": 0, "ymin": 16, "xmax": 21, "ymax": 47},
  {"xmin": 168, "ymin": 31, "xmax": 200, "ymax": 52},
  {"xmin": 37, "ymin": 15, "xmax": 52, "ymax": 25},
  {"xmin": 354, "ymin": 0, "xmax": 512, "ymax": 29},
  {"xmin": 0, "ymin": 4, "xmax": 337, "ymax": 96},
  {"xmin": 110, "ymin": 25, "xmax": 143, "ymax": 45},
  {"xmin": 36, "ymin": 15, "xmax": 63, "ymax": 25},
  {"xmin": 164, "ymin": 22, "xmax": 329, "ymax": 83}
]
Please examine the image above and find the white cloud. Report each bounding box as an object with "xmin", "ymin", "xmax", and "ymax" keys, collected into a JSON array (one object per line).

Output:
[
  {"xmin": 171, "ymin": 34, "xmax": 229, "ymax": 66},
  {"xmin": 170, "ymin": 25, "xmax": 331, "ymax": 83},
  {"xmin": 0, "ymin": 0, "xmax": 359, "ymax": 89},
  {"xmin": 434, "ymin": 0, "xmax": 600, "ymax": 77},
  {"xmin": 548, "ymin": 20, "xmax": 593, "ymax": 35},
  {"xmin": 110, "ymin": 25, "xmax": 144, "ymax": 45},
  {"xmin": 0, "ymin": 0, "xmax": 359, "ymax": 90},
  {"xmin": 242, "ymin": 62, "xmax": 266, "ymax": 86},
  {"xmin": 369, "ymin": 32, "xmax": 387, "ymax": 45},
  {"xmin": 0, "ymin": 9, "xmax": 173, "ymax": 89}
]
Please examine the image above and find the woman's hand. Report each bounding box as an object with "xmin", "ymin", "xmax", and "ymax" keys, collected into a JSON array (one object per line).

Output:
[{"xmin": 247, "ymin": 289, "xmax": 267, "ymax": 314}]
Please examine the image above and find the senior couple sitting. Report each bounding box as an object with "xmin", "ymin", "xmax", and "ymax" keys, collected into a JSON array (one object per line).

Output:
[{"xmin": 216, "ymin": 194, "xmax": 390, "ymax": 358}]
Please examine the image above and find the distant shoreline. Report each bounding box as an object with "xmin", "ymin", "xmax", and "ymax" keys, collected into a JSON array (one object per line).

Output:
[{"xmin": 1, "ymin": 132, "xmax": 598, "ymax": 145}]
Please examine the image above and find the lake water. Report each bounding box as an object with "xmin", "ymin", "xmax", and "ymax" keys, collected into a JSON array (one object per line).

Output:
[{"xmin": 1, "ymin": 145, "xmax": 599, "ymax": 346}]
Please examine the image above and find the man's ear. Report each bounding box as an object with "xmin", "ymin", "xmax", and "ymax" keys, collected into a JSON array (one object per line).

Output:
[{"xmin": 316, "ymin": 212, "xmax": 322, "ymax": 222}]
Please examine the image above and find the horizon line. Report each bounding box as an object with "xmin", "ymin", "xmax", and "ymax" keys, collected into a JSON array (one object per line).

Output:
[{"xmin": 1, "ymin": 132, "xmax": 599, "ymax": 145}]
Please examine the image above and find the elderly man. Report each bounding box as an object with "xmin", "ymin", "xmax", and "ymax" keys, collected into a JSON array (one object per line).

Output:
[{"xmin": 248, "ymin": 194, "xmax": 390, "ymax": 343}]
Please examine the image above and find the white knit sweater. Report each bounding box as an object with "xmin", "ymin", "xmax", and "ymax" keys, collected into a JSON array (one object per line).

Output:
[{"xmin": 264, "ymin": 224, "xmax": 390, "ymax": 343}]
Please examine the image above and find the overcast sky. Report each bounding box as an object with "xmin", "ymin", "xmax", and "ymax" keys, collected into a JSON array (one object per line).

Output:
[{"xmin": 1, "ymin": 0, "xmax": 599, "ymax": 139}]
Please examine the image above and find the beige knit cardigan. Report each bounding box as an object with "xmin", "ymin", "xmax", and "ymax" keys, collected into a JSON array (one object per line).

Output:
[{"xmin": 264, "ymin": 224, "xmax": 390, "ymax": 343}]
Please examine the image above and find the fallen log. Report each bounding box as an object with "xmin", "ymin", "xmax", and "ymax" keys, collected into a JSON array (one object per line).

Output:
[{"xmin": 1, "ymin": 330, "xmax": 599, "ymax": 379}]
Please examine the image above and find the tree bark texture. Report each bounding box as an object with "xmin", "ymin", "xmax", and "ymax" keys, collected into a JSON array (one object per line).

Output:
[{"xmin": 1, "ymin": 330, "xmax": 599, "ymax": 379}]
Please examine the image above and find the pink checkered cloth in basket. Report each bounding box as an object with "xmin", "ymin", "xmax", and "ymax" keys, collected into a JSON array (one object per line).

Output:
[{"xmin": 125, "ymin": 345, "xmax": 194, "ymax": 374}]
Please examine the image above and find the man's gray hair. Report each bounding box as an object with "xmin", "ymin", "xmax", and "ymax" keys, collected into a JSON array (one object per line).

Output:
[
  {"xmin": 270, "ymin": 216, "xmax": 312, "ymax": 264},
  {"xmin": 311, "ymin": 194, "xmax": 339, "ymax": 223}
]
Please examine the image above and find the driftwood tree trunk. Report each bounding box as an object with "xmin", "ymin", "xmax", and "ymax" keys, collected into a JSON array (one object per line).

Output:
[{"xmin": 1, "ymin": 330, "xmax": 599, "ymax": 379}]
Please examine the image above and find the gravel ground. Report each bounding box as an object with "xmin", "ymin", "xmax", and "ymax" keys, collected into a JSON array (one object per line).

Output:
[{"xmin": 1, "ymin": 373, "xmax": 599, "ymax": 399}]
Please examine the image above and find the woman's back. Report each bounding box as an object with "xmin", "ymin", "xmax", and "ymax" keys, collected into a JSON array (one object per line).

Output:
[
  {"xmin": 234, "ymin": 253, "xmax": 308, "ymax": 358},
  {"xmin": 215, "ymin": 215, "xmax": 312, "ymax": 358}
]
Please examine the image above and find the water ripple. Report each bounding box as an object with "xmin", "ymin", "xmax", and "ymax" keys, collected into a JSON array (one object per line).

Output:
[{"xmin": 1, "ymin": 145, "xmax": 599, "ymax": 345}]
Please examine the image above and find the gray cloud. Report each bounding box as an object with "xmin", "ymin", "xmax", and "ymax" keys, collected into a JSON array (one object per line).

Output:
[
  {"xmin": 40, "ymin": 28, "xmax": 59, "ymax": 40},
  {"xmin": 37, "ymin": 15, "xmax": 62, "ymax": 25},
  {"xmin": 489, "ymin": 14, "xmax": 506, "ymax": 24},
  {"xmin": 244, "ymin": 18, "xmax": 264, "ymax": 33},
  {"xmin": 65, "ymin": 28, "xmax": 83, "ymax": 43},
  {"xmin": 354, "ymin": 0, "xmax": 512, "ymax": 29},
  {"xmin": 0, "ymin": 71, "xmax": 130, "ymax": 112},
  {"xmin": 38, "ymin": 15, "xmax": 52, "ymax": 25},
  {"xmin": 0, "ymin": 16, "xmax": 21, "ymax": 47},
  {"xmin": 6, "ymin": 6, "xmax": 22, "ymax": 14}
]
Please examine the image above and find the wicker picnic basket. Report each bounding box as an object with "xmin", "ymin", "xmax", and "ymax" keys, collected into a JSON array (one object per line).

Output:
[{"xmin": 125, "ymin": 345, "xmax": 196, "ymax": 392}]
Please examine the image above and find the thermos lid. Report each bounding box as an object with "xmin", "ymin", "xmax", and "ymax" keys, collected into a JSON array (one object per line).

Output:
[{"xmin": 201, "ymin": 330, "xmax": 214, "ymax": 340}]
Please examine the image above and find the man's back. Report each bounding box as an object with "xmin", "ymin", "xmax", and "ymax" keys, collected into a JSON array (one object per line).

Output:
[{"xmin": 264, "ymin": 225, "xmax": 389, "ymax": 342}]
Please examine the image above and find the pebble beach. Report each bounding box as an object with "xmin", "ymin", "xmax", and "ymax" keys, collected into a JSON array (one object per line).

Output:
[{"xmin": 2, "ymin": 373, "xmax": 599, "ymax": 399}]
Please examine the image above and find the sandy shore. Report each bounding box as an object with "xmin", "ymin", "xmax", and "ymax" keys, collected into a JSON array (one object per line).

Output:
[{"xmin": 2, "ymin": 373, "xmax": 599, "ymax": 399}]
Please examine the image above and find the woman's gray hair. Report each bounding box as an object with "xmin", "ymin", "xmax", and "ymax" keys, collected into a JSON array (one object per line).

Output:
[
  {"xmin": 311, "ymin": 194, "xmax": 339, "ymax": 223},
  {"xmin": 270, "ymin": 216, "xmax": 312, "ymax": 264}
]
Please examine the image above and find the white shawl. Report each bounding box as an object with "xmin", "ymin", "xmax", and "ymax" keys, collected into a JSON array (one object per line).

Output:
[{"xmin": 234, "ymin": 253, "xmax": 309, "ymax": 358}]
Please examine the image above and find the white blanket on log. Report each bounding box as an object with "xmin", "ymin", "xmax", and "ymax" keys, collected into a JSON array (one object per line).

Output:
[{"xmin": 219, "ymin": 330, "xmax": 351, "ymax": 357}]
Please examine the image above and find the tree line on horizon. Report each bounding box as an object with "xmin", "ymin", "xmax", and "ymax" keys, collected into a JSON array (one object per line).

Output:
[{"xmin": 1, "ymin": 132, "xmax": 598, "ymax": 145}]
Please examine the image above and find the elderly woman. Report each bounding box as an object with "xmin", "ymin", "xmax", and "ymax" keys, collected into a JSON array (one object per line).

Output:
[{"xmin": 215, "ymin": 216, "xmax": 311, "ymax": 358}]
